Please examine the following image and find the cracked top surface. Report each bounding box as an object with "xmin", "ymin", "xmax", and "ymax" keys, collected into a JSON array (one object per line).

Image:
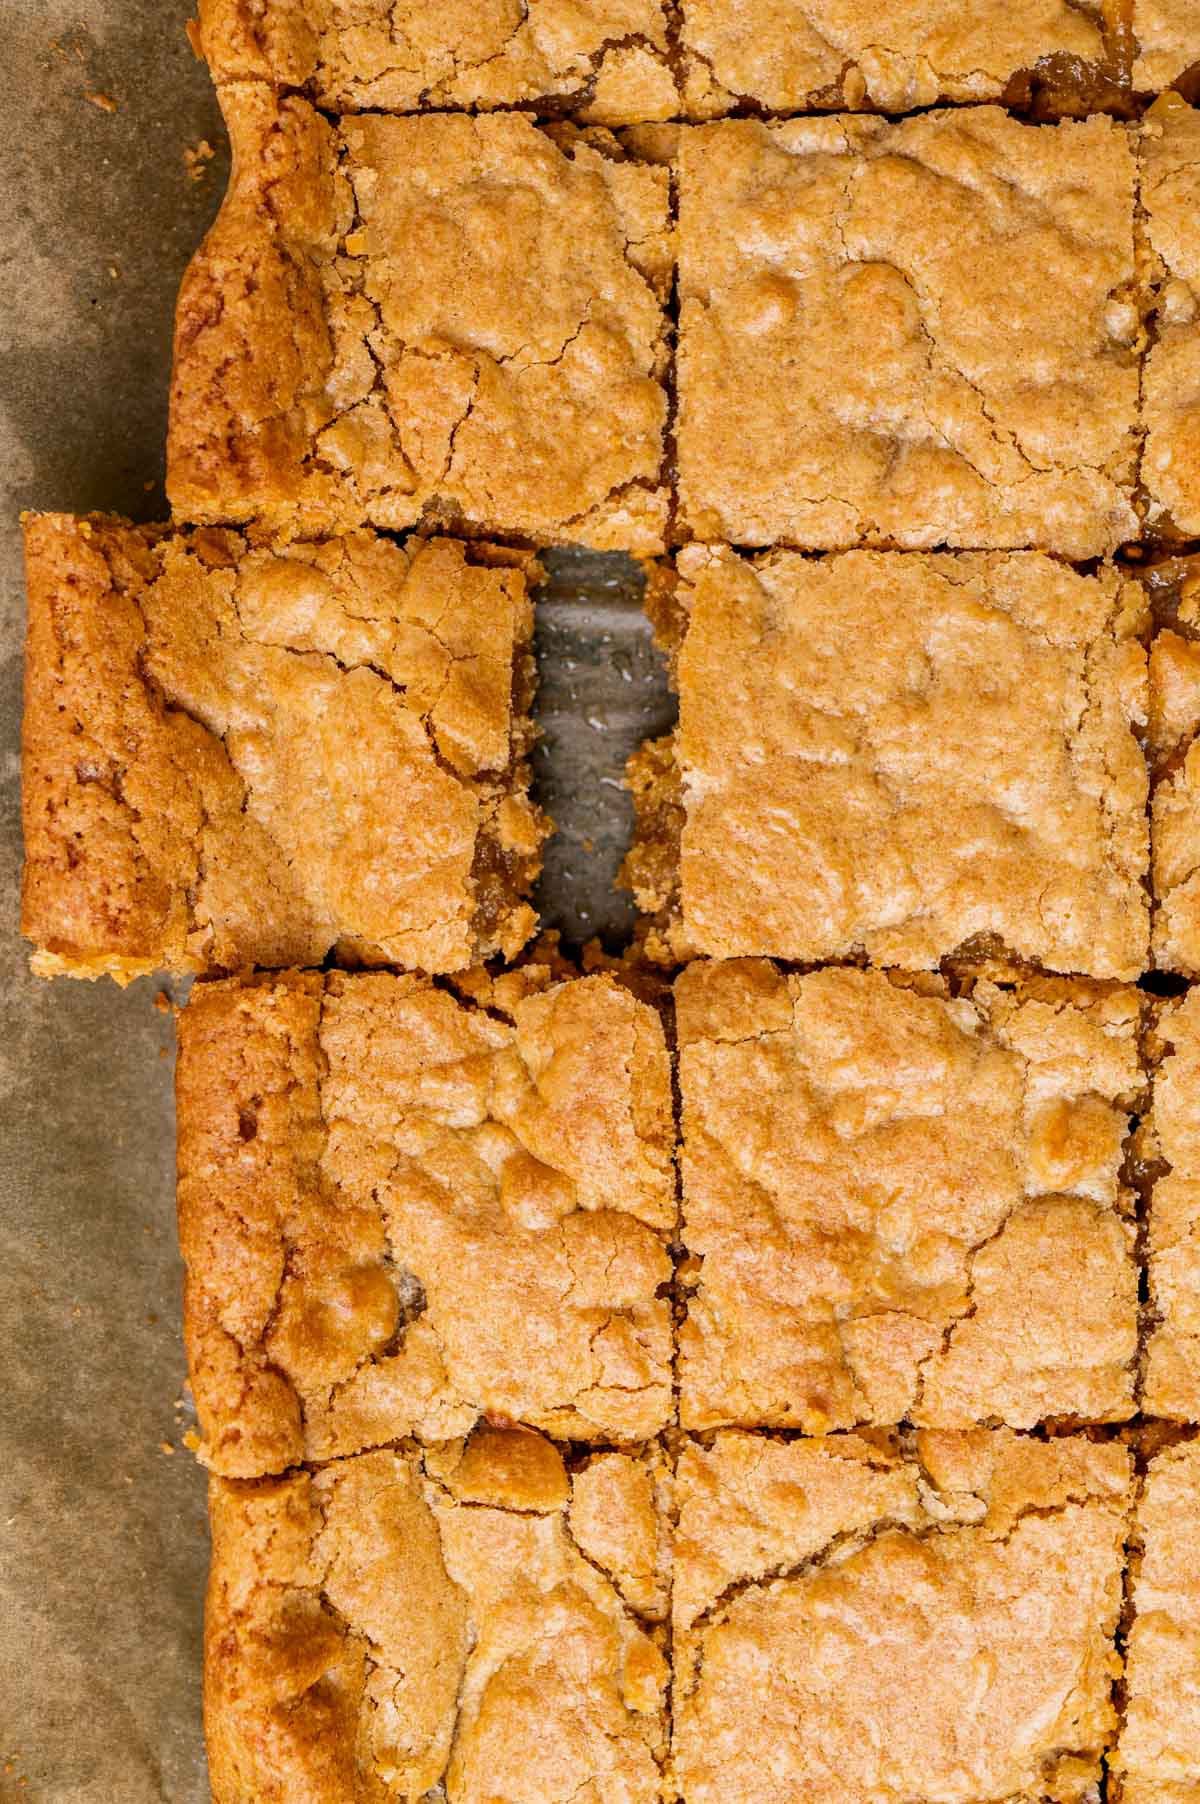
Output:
[
  {"xmin": 1115, "ymin": 1439, "xmax": 1200, "ymax": 1800},
  {"xmin": 176, "ymin": 966, "xmax": 676, "ymax": 1477},
  {"xmin": 674, "ymin": 959, "xmax": 1142, "ymax": 1434},
  {"xmin": 1147, "ymin": 558, "xmax": 1200, "ymax": 974},
  {"xmin": 196, "ymin": 0, "xmax": 678, "ymax": 124},
  {"xmin": 678, "ymin": 0, "xmax": 1113, "ymax": 116},
  {"xmin": 1140, "ymin": 96, "xmax": 1200, "ymax": 540},
  {"xmin": 1142, "ymin": 990, "xmax": 1200, "ymax": 1419},
  {"xmin": 676, "ymin": 109, "xmax": 1140, "ymax": 556},
  {"xmin": 20, "ymin": 513, "xmax": 545, "ymax": 980},
  {"xmin": 663, "ymin": 545, "xmax": 1150, "ymax": 977},
  {"xmin": 168, "ymin": 87, "xmax": 671, "ymax": 552},
  {"xmin": 673, "ymin": 1426, "xmax": 1131, "ymax": 1804},
  {"xmin": 205, "ymin": 1428, "xmax": 671, "ymax": 1804},
  {"xmin": 1135, "ymin": 0, "xmax": 1200, "ymax": 88}
]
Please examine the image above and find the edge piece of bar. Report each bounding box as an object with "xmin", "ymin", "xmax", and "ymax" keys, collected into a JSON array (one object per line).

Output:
[
  {"xmin": 21, "ymin": 513, "xmax": 547, "ymax": 980},
  {"xmin": 176, "ymin": 962, "xmax": 676, "ymax": 1476}
]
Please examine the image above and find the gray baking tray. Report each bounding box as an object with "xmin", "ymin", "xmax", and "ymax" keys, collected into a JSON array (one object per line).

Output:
[{"xmin": 0, "ymin": 5, "xmax": 673, "ymax": 1794}]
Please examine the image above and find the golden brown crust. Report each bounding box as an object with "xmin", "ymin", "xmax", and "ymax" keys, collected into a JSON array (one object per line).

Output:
[
  {"xmin": 676, "ymin": 110, "xmax": 1140, "ymax": 557},
  {"xmin": 1134, "ymin": 0, "xmax": 1200, "ymax": 89},
  {"xmin": 679, "ymin": 0, "xmax": 1116, "ymax": 116},
  {"xmin": 1142, "ymin": 991, "xmax": 1200, "ymax": 1417},
  {"xmin": 1115, "ymin": 1440, "xmax": 1200, "ymax": 1799},
  {"xmin": 675, "ymin": 959, "xmax": 1143, "ymax": 1433},
  {"xmin": 205, "ymin": 1431, "xmax": 669, "ymax": 1804},
  {"xmin": 672, "ymin": 1427, "xmax": 1132, "ymax": 1804},
  {"xmin": 196, "ymin": 0, "xmax": 678, "ymax": 124},
  {"xmin": 177, "ymin": 968, "xmax": 676, "ymax": 1476},
  {"xmin": 21, "ymin": 512, "xmax": 546, "ymax": 979},
  {"xmin": 1140, "ymin": 96, "xmax": 1200, "ymax": 543},
  {"xmin": 641, "ymin": 546, "xmax": 1149, "ymax": 978},
  {"xmin": 168, "ymin": 88, "xmax": 671, "ymax": 552}
]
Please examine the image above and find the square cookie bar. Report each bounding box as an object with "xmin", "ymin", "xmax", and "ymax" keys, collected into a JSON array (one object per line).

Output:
[
  {"xmin": 1141, "ymin": 989, "xmax": 1200, "ymax": 1418},
  {"xmin": 1114, "ymin": 1439, "xmax": 1200, "ymax": 1798},
  {"xmin": 21, "ymin": 514, "xmax": 546, "ymax": 980},
  {"xmin": 672, "ymin": 1428, "xmax": 1131, "ymax": 1804},
  {"xmin": 1140, "ymin": 95, "xmax": 1200, "ymax": 540},
  {"xmin": 1134, "ymin": 0, "xmax": 1200, "ymax": 89},
  {"xmin": 625, "ymin": 547, "xmax": 1149, "ymax": 979},
  {"xmin": 168, "ymin": 89, "xmax": 672, "ymax": 552},
  {"xmin": 675, "ymin": 959, "xmax": 1142, "ymax": 1433},
  {"xmin": 205, "ymin": 1429, "xmax": 670, "ymax": 1804},
  {"xmin": 196, "ymin": 0, "xmax": 678, "ymax": 123},
  {"xmin": 675, "ymin": 109, "xmax": 1140, "ymax": 556},
  {"xmin": 176, "ymin": 964, "xmax": 676, "ymax": 1476},
  {"xmin": 679, "ymin": 0, "xmax": 1121, "ymax": 117}
]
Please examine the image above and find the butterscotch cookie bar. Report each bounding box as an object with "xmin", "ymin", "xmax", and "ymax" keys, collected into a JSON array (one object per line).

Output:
[
  {"xmin": 21, "ymin": 514, "xmax": 546, "ymax": 980},
  {"xmin": 1114, "ymin": 1439, "xmax": 1200, "ymax": 1799},
  {"xmin": 1141, "ymin": 991, "xmax": 1200, "ymax": 1418},
  {"xmin": 1146, "ymin": 557, "xmax": 1200, "ymax": 972},
  {"xmin": 678, "ymin": 0, "xmax": 1119, "ymax": 117},
  {"xmin": 1134, "ymin": 0, "xmax": 1200, "ymax": 89},
  {"xmin": 1140, "ymin": 96, "xmax": 1200, "ymax": 541},
  {"xmin": 176, "ymin": 964, "xmax": 675, "ymax": 1476},
  {"xmin": 206, "ymin": 1428, "xmax": 670, "ymax": 1803},
  {"xmin": 675, "ymin": 958, "xmax": 1142, "ymax": 1433},
  {"xmin": 196, "ymin": 0, "xmax": 678, "ymax": 123},
  {"xmin": 672, "ymin": 1428, "xmax": 1131, "ymax": 1804},
  {"xmin": 676, "ymin": 110, "xmax": 1140, "ymax": 556},
  {"xmin": 168, "ymin": 88, "xmax": 671, "ymax": 552},
  {"xmin": 625, "ymin": 546, "xmax": 1149, "ymax": 978}
]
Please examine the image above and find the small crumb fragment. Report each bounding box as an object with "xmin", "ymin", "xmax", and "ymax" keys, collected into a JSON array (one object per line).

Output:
[
  {"xmin": 160, "ymin": 1440, "xmax": 175, "ymax": 1456},
  {"xmin": 185, "ymin": 17, "xmax": 203, "ymax": 57},
  {"xmin": 183, "ymin": 138, "xmax": 214, "ymax": 182},
  {"xmin": 183, "ymin": 1430, "xmax": 201, "ymax": 1453},
  {"xmin": 154, "ymin": 988, "xmax": 172, "ymax": 1014},
  {"xmin": 85, "ymin": 90, "xmax": 118, "ymax": 112}
]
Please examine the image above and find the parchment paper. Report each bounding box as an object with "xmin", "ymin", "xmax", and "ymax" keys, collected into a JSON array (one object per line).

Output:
[{"xmin": 0, "ymin": 7, "xmax": 674, "ymax": 1794}]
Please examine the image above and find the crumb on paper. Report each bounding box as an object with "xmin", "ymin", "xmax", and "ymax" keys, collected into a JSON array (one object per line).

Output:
[
  {"xmin": 183, "ymin": 139, "xmax": 214, "ymax": 182},
  {"xmin": 154, "ymin": 988, "xmax": 172, "ymax": 1014},
  {"xmin": 160, "ymin": 1440, "xmax": 175, "ymax": 1456},
  {"xmin": 183, "ymin": 1430, "xmax": 201, "ymax": 1453},
  {"xmin": 185, "ymin": 17, "xmax": 204, "ymax": 58},
  {"xmin": 85, "ymin": 91, "xmax": 118, "ymax": 112}
]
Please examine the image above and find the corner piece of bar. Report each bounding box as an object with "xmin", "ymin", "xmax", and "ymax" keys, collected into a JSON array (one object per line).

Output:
[
  {"xmin": 20, "ymin": 513, "xmax": 547, "ymax": 981},
  {"xmin": 625, "ymin": 546, "xmax": 1150, "ymax": 979},
  {"xmin": 674, "ymin": 957, "xmax": 1143, "ymax": 1433},
  {"xmin": 205, "ymin": 1427, "xmax": 671, "ymax": 1803},
  {"xmin": 672, "ymin": 1426, "xmax": 1131, "ymax": 1804},
  {"xmin": 175, "ymin": 962, "xmax": 676, "ymax": 1477},
  {"xmin": 167, "ymin": 86, "xmax": 672, "ymax": 553},
  {"xmin": 195, "ymin": 0, "xmax": 679, "ymax": 124}
]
